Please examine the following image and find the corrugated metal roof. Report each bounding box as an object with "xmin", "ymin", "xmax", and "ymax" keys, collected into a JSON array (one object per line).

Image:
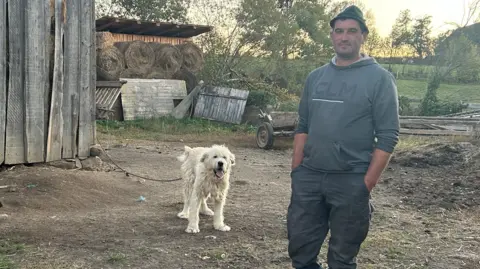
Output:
[
  {"xmin": 95, "ymin": 81, "xmax": 126, "ymax": 110},
  {"xmin": 96, "ymin": 87, "xmax": 121, "ymax": 110},
  {"xmin": 96, "ymin": 16, "xmax": 213, "ymax": 38}
]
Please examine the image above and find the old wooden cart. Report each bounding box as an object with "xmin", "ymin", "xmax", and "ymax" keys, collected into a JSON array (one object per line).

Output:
[{"xmin": 255, "ymin": 110, "xmax": 299, "ymax": 149}]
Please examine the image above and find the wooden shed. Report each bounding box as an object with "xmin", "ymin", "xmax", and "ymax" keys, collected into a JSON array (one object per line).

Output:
[
  {"xmin": 95, "ymin": 16, "xmax": 213, "ymax": 45},
  {"xmin": 94, "ymin": 17, "xmax": 213, "ymax": 120}
]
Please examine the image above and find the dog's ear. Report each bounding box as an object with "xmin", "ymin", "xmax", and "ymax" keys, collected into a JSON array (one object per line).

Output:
[
  {"xmin": 200, "ymin": 152, "xmax": 208, "ymax": 162},
  {"xmin": 229, "ymin": 153, "xmax": 236, "ymax": 166}
]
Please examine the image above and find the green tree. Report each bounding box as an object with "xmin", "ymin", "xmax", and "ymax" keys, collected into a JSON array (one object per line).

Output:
[
  {"xmin": 236, "ymin": 0, "xmax": 332, "ymax": 60},
  {"xmin": 390, "ymin": 9, "xmax": 413, "ymax": 48},
  {"xmin": 410, "ymin": 15, "xmax": 433, "ymax": 58},
  {"xmin": 96, "ymin": 0, "xmax": 190, "ymax": 23},
  {"xmin": 419, "ymin": 34, "xmax": 476, "ymax": 115}
]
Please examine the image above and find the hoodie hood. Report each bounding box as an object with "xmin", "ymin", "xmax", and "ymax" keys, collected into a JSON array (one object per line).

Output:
[{"xmin": 330, "ymin": 53, "xmax": 377, "ymax": 70}]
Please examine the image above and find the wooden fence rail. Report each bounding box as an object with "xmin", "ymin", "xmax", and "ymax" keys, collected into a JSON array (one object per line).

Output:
[
  {"xmin": 0, "ymin": 0, "xmax": 95, "ymax": 165},
  {"xmin": 399, "ymin": 117, "xmax": 480, "ymax": 137}
]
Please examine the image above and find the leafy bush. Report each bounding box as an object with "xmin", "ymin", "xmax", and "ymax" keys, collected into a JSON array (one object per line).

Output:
[
  {"xmin": 398, "ymin": 95, "xmax": 417, "ymax": 115},
  {"xmin": 418, "ymin": 67, "xmax": 469, "ymax": 116}
]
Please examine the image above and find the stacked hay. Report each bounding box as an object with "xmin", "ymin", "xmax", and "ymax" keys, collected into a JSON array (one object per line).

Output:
[
  {"xmin": 95, "ymin": 37, "xmax": 205, "ymax": 92},
  {"xmin": 149, "ymin": 42, "xmax": 183, "ymax": 78},
  {"xmin": 176, "ymin": 42, "xmax": 204, "ymax": 73},
  {"xmin": 115, "ymin": 40, "xmax": 155, "ymax": 73},
  {"xmin": 96, "ymin": 32, "xmax": 114, "ymax": 51},
  {"xmin": 95, "ymin": 32, "xmax": 126, "ymax": 81},
  {"xmin": 96, "ymin": 46, "xmax": 125, "ymax": 81}
]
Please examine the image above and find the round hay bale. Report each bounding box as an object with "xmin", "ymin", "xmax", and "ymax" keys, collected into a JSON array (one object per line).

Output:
[
  {"xmin": 176, "ymin": 42, "xmax": 204, "ymax": 73},
  {"xmin": 172, "ymin": 68, "xmax": 198, "ymax": 94},
  {"xmin": 149, "ymin": 42, "xmax": 183, "ymax": 77},
  {"xmin": 96, "ymin": 46, "xmax": 125, "ymax": 80},
  {"xmin": 114, "ymin": 40, "xmax": 155, "ymax": 70},
  {"xmin": 119, "ymin": 68, "xmax": 149, "ymax": 79},
  {"xmin": 96, "ymin": 32, "xmax": 114, "ymax": 51}
]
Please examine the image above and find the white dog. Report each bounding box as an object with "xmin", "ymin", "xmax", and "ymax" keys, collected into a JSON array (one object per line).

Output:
[{"xmin": 176, "ymin": 144, "xmax": 236, "ymax": 233}]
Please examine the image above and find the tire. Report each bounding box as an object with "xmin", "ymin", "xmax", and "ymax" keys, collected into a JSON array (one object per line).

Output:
[{"xmin": 256, "ymin": 122, "xmax": 274, "ymax": 149}]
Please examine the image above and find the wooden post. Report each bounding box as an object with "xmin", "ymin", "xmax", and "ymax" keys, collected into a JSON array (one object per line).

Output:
[
  {"xmin": 25, "ymin": 0, "xmax": 48, "ymax": 163},
  {"xmin": 5, "ymin": 0, "xmax": 26, "ymax": 164},
  {"xmin": 46, "ymin": 0, "xmax": 65, "ymax": 162},
  {"xmin": 78, "ymin": 0, "xmax": 95, "ymax": 157},
  {"xmin": 62, "ymin": 0, "xmax": 81, "ymax": 158},
  {"xmin": 90, "ymin": 0, "xmax": 97, "ymax": 146},
  {"xmin": 0, "ymin": 0, "xmax": 6, "ymax": 164},
  {"xmin": 473, "ymin": 123, "xmax": 480, "ymax": 139}
]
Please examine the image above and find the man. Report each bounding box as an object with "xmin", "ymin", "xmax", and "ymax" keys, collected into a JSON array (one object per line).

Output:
[{"xmin": 287, "ymin": 5, "xmax": 400, "ymax": 269}]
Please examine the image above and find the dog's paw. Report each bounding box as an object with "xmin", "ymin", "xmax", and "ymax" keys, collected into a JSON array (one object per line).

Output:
[
  {"xmin": 214, "ymin": 224, "xmax": 231, "ymax": 232},
  {"xmin": 177, "ymin": 212, "xmax": 189, "ymax": 219},
  {"xmin": 185, "ymin": 226, "xmax": 200, "ymax": 233},
  {"xmin": 200, "ymin": 208, "xmax": 214, "ymax": 216}
]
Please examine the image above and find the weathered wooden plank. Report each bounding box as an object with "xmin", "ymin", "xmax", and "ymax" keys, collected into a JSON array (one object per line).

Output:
[
  {"xmin": 194, "ymin": 91, "xmax": 206, "ymax": 119},
  {"xmin": 71, "ymin": 94, "xmax": 79, "ymax": 156},
  {"xmin": 120, "ymin": 79, "xmax": 187, "ymax": 120},
  {"xmin": 0, "ymin": 0, "xmax": 7, "ymax": 164},
  {"xmin": 5, "ymin": 0, "xmax": 26, "ymax": 164},
  {"xmin": 90, "ymin": 1, "xmax": 97, "ymax": 145},
  {"xmin": 399, "ymin": 118, "xmax": 480, "ymax": 126},
  {"xmin": 46, "ymin": 0, "xmax": 65, "ymax": 162},
  {"xmin": 171, "ymin": 81, "xmax": 204, "ymax": 119},
  {"xmin": 270, "ymin": 112, "xmax": 298, "ymax": 128},
  {"xmin": 44, "ymin": 0, "xmax": 52, "ymax": 157},
  {"xmin": 78, "ymin": 0, "xmax": 95, "ymax": 157},
  {"xmin": 25, "ymin": 0, "xmax": 48, "ymax": 163},
  {"xmin": 400, "ymin": 116, "xmax": 480, "ymax": 122},
  {"xmin": 119, "ymin": 79, "xmax": 188, "ymax": 98},
  {"xmin": 62, "ymin": 0, "xmax": 80, "ymax": 158},
  {"xmin": 400, "ymin": 128, "xmax": 472, "ymax": 136}
]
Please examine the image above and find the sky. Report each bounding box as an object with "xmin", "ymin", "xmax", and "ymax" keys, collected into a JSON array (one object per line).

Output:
[{"xmin": 352, "ymin": 0, "xmax": 477, "ymax": 36}]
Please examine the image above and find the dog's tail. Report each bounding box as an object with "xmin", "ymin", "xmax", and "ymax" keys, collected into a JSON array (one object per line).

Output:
[{"xmin": 176, "ymin": 145, "xmax": 192, "ymax": 162}]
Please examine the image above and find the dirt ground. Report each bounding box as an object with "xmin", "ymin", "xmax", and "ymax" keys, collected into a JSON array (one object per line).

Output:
[{"xmin": 1, "ymin": 134, "xmax": 480, "ymax": 269}]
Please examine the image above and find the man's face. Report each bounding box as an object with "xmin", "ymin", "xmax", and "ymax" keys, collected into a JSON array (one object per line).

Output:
[{"xmin": 330, "ymin": 19, "xmax": 367, "ymax": 59}]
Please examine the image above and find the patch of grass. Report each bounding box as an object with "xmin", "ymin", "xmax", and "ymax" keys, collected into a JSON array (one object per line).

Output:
[
  {"xmin": 205, "ymin": 249, "xmax": 228, "ymax": 260},
  {"xmin": 0, "ymin": 255, "xmax": 15, "ymax": 269},
  {"xmin": 396, "ymin": 135, "xmax": 475, "ymax": 151},
  {"xmin": 107, "ymin": 252, "xmax": 127, "ymax": 264},
  {"xmin": 0, "ymin": 240, "xmax": 25, "ymax": 269},
  {"xmin": 97, "ymin": 116, "xmax": 257, "ymax": 140}
]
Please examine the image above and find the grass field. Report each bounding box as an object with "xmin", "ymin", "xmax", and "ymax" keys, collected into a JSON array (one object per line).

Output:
[
  {"xmin": 273, "ymin": 78, "xmax": 480, "ymax": 112},
  {"xmin": 396, "ymin": 79, "xmax": 480, "ymax": 103},
  {"xmin": 237, "ymin": 57, "xmax": 480, "ymax": 105}
]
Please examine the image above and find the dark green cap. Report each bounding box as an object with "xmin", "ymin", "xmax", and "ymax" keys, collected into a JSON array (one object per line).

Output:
[{"xmin": 330, "ymin": 5, "xmax": 369, "ymax": 33}]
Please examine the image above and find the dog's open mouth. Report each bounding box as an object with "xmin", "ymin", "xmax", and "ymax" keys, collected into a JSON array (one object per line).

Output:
[{"xmin": 214, "ymin": 169, "xmax": 224, "ymax": 180}]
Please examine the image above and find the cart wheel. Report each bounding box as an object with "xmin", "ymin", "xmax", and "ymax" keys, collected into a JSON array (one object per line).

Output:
[{"xmin": 256, "ymin": 122, "xmax": 274, "ymax": 149}]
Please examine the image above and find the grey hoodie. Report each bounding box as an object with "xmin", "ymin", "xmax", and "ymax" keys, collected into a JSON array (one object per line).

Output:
[{"xmin": 296, "ymin": 55, "xmax": 400, "ymax": 173}]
